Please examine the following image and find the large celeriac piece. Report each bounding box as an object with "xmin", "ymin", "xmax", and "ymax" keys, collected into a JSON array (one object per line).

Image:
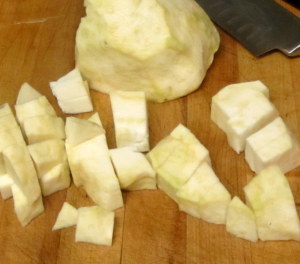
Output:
[
  {"xmin": 66, "ymin": 116, "xmax": 123, "ymax": 210},
  {"xmin": 245, "ymin": 117, "xmax": 300, "ymax": 174},
  {"xmin": 110, "ymin": 147, "xmax": 156, "ymax": 191},
  {"xmin": 50, "ymin": 68, "xmax": 93, "ymax": 114},
  {"xmin": 226, "ymin": 196, "xmax": 258, "ymax": 242},
  {"xmin": 110, "ymin": 91, "xmax": 149, "ymax": 152},
  {"xmin": 148, "ymin": 124, "xmax": 210, "ymax": 202},
  {"xmin": 75, "ymin": 206, "xmax": 114, "ymax": 246},
  {"xmin": 75, "ymin": 0, "xmax": 220, "ymax": 102},
  {"xmin": 52, "ymin": 202, "xmax": 78, "ymax": 230},
  {"xmin": 244, "ymin": 166, "xmax": 300, "ymax": 241},
  {"xmin": 176, "ymin": 162, "xmax": 231, "ymax": 224}
]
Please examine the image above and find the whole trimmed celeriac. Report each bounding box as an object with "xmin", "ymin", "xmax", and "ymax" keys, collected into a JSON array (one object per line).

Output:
[{"xmin": 75, "ymin": 0, "xmax": 220, "ymax": 102}]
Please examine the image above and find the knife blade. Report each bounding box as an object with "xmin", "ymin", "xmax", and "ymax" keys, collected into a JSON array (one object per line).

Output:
[{"xmin": 195, "ymin": 0, "xmax": 300, "ymax": 57}]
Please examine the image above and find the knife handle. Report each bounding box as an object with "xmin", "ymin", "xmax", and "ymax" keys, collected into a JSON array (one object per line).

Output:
[{"xmin": 283, "ymin": 0, "xmax": 300, "ymax": 9}]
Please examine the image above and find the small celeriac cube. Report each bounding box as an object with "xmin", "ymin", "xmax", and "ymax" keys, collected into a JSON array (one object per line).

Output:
[
  {"xmin": 148, "ymin": 124, "xmax": 210, "ymax": 202},
  {"xmin": 16, "ymin": 82, "xmax": 42, "ymax": 105},
  {"xmin": 225, "ymin": 95, "xmax": 278, "ymax": 153},
  {"xmin": 0, "ymin": 174, "xmax": 13, "ymax": 200},
  {"xmin": 68, "ymin": 134, "xmax": 123, "ymax": 210},
  {"xmin": 15, "ymin": 96, "xmax": 56, "ymax": 128},
  {"xmin": 110, "ymin": 91, "xmax": 149, "ymax": 152},
  {"xmin": 75, "ymin": 206, "xmax": 114, "ymax": 246},
  {"xmin": 50, "ymin": 68, "xmax": 93, "ymax": 114},
  {"xmin": 110, "ymin": 147, "xmax": 156, "ymax": 191},
  {"xmin": 211, "ymin": 81, "xmax": 269, "ymax": 132},
  {"xmin": 88, "ymin": 112, "xmax": 104, "ymax": 128},
  {"xmin": 3, "ymin": 144, "xmax": 42, "ymax": 204},
  {"xmin": 52, "ymin": 202, "xmax": 78, "ymax": 230},
  {"xmin": 226, "ymin": 196, "xmax": 258, "ymax": 242},
  {"xmin": 11, "ymin": 184, "xmax": 44, "ymax": 227},
  {"xmin": 244, "ymin": 166, "xmax": 300, "ymax": 241},
  {"xmin": 245, "ymin": 117, "xmax": 300, "ymax": 173},
  {"xmin": 176, "ymin": 162, "xmax": 231, "ymax": 224},
  {"xmin": 23, "ymin": 115, "xmax": 65, "ymax": 144}
]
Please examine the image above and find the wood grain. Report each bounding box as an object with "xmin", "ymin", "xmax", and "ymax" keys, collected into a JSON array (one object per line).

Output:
[{"xmin": 0, "ymin": 0, "xmax": 300, "ymax": 263}]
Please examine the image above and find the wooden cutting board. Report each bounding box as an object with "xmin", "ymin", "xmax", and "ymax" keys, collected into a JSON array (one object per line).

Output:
[{"xmin": 0, "ymin": 1, "xmax": 299, "ymax": 263}]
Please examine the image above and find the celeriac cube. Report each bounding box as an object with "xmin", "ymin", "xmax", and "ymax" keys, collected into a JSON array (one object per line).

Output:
[
  {"xmin": 52, "ymin": 202, "xmax": 78, "ymax": 230},
  {"xmin": 88, "ymin": 112, "xmax": 104, "ymax": 128},
  {"xmin": 211, "ymin": 81, "xmax": 269, "ymax": 132},
  {"xmin": 0, "ymin": 174, "xmax": 13, "ymax": 200},
  {"xmin": 110, "ymin": 147, "xmax": 156, "ymax": 191},
  {"xmin": 11, "ymin": 184, "xmax": 44, "ymax": 227},
  {"xmin": 244, "ymin": 166, "xmax": 300, "ymax": 241},
  {"xmin": 110, "ymin": 91, "xmax": 149, "ymax": 152},
  {"xmin": 16, "ymin": 83, "xmax": 42, "ymax": 105},
  {"xmin": 67, "ymin": 134, "xmax": 123, "ymax": 210},
  {"xmin": 0, "ymin": 114, "xmax": 20, "ymax": 131},
  {"xmin": 65, "ymin": 116, "xmax": 104, "ymax": 149},
  {"xmin": 15, "ymin": 96, "xmax": 56, "ymax": 128},
  {"xmin": 23, "ymin": 115, "xmax": 65, "ymax": 144},
  {"xmin": 225, "ymin": 95, "xmax": 278, "ymax": 153},
  {"xmin": 3, "ymin": 144, "xmax": 42, "ymax": 203},
  {"xmin": 0, "ymin": 103, "xmax": 13, "ymax": 117},
  {"xmin": 50, "ymin": 68, "xmax": 93, "ymax": 114},
  {"xmin": 28, "ymin": 139, "xmax": 70, "ymax": 196},
  {"xmin": 150, "ymin": 124, "xmax": 210, "ymax": 202},
  {"xmin": 176, "ymin": 162, "xmax": 231, "ymax": 224},
  {"xmin": 245, "ymin": 117, "xmax": 300, "ymax": 173},
  {"xmin": 75, "ymin": 206, "xmax": 114, "ymax": 246},
  {"xmin": 226, "ymin": 196, "xmax": 258, "ymax": 242},
  {"xmin": 0, "ymin": 126, "xmax": 25, "ymax": 150}
]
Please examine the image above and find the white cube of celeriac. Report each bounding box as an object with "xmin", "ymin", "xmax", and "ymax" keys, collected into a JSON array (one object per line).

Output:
[
  {"xmin": 0, "ymin": 103, "xmax": 13, "ymax": 117},
  {"xmin": 244, "ymin": 166, "xmax": 300, "ymax": 241},
  {"xmin": 28, "ymin": 139, "xmax": 70, "ymax": 196},
  {"xmin": 52, "ymin": 202, "xmax": 78, "ymax": 230},
  {"xmin": 110, "ymin": 147, "xmax": 156, "ymax": 191},
  {"xmin": 176, "ymin": 162, "xmax": 231, "ymax": 224},
  {"xmin": 225, "ymin": 95, "xmax": 278, "ymax": 153},
  {"xmin": 67, "ymin": 134, "xmax": 123, "ymax": 210},
  {"xmin": 16, "ymin": 83, "xmax": 42, "ymax": 105},
  {"xmin": 3, "ymin": 144, "xmax": 42, "ymax": 204},
  {"xmin": 88, "ymin": 112, "xmax": 104, "ymax": 128},
  {"xmin": 245, "ymin": 117, "xmax": 300, "ymax": 174},
  {"xmin": 0, "ymin": 113, "xmax": 20, "ymax": 131},
  {"xmin": 0, "ymin": 174, "xmax": 13, "ymax": 200},
  {"xmin": 50, "ymin": 68, "xmax": 93, "ymax": 114},
  {"xmin": 11, "ymin": 184, "xmax": 44, "ymax": 227},
  {"xmin": 23, "ymin": 115, "xmax": 65, "ymax": 144},
  {"xmin": 149, "ymin": 124, "xmax": 210, "ymax": 202},
  {"xmin": 15, "ymin": 96, "xmax": 56, "ymax": 128},
  {"xmin": 65, "ymin": 117, "xmax": 104, "ymax": 149},
  {"xmin": 0, "ymin": 127, "xmax": 26, "ymax": 151},
  {"xmin": 226, "ymin": 196, "xmax": 258, "ymax": 242},
  {"xmin": 211, "ymin": 81, "xmax": 269, "ymax": 132},
  {"xmin": 110, "ymin": 91, "xmax": 149, "ymax": 152},
  {"xmin": 75, "ymin": 206, "xmax": 114, "ymax": 246}
]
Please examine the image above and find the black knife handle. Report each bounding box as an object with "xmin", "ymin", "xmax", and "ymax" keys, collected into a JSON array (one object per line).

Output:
[{"xmin": 283, "ymin": 0, "xmax": 300, "ymax": 9}]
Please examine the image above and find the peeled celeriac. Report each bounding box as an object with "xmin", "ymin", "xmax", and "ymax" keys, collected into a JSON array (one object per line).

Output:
[
  {"xmin": 23, "ymin": 115, "xmax": 65, "ymax": 144},
  {"xmin": 110, "ymin": 91, "xmax": 149, "ymax": 152},
  {"xmin": 69, "ymin": 134, "xmax": 123, "ymax": 210},
  {"xmin": 52, "ymin": 202, "xmax": 78, "ymax": 230},
  {"xmin": 11, "ymin": 184, "xmax": 44, "ymax": 227},
  {"xmin": 28, "ymin": 139, "xmax": 70, "ymax": 196},
  {"xmin": 75, "ymin": 0, "xmax": 219, "ymax": 102},
  {"xmin": 245, "ymin": 117, "xmax": 300, "ymax": 174},
  {"xmin": 148, "ymin": 124, "xmax": 210, "ymax": 202},
  {"xmin": 75, "ymin": 206, "xmax": 114, "ymax": 246},
  {"xmin": 0, "ymin": 174, "xmax": 13, "ymax": 200},
  {"xmin": 244, "ymin": 166, "xmax": 300, "ymax": 241},
  {"xmin": 226, "ymin": 196, "xmax": 258, "ymax": 242},
  {"xmin": 110, "ymin": 147, "xmax": 156, "ymax": 191},
  {"xmin": 16, "ymin": 82, "xmax": 42, "ymax": 105},
  {"xmin": 211, "ymin": 81, "xmax": 269, "ymax": 132},
  {"xmin": 50, "ymin": 68, "xmax": 93, "ymax": 114},
  {"xmin": 176, "ymin": 162, "xmax": 231, "ymax": 224}
]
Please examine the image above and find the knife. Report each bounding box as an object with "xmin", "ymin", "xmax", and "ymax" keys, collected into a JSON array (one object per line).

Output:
[{"xmin": 195, "ymin": 0, "xmax": 300, "ymax": 57}]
